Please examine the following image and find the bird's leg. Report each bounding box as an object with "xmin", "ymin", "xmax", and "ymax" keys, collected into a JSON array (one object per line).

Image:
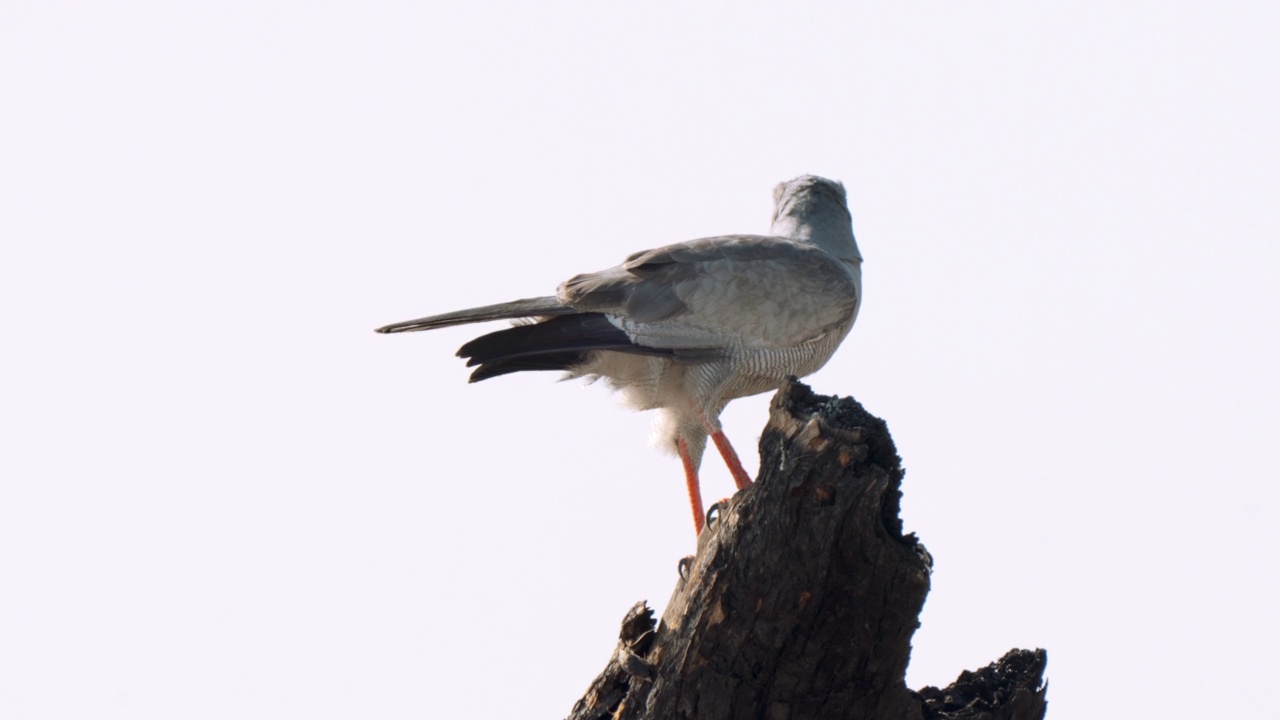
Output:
[
  {"xmin": 692, "ymin": 407, "xmax": 754, "ymax": 491},
  {"xmin": 709, "ymin": 430, "xmax": 754, "ymax": 490},
  {"xmin": 676, "ymin": 438, "xmax": 705, "ymax": 535}
]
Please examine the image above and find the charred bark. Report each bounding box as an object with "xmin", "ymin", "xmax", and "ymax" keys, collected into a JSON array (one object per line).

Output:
[{"xmin": 568, "ymin": 380, "xmax": 1047, "ymax": 720}]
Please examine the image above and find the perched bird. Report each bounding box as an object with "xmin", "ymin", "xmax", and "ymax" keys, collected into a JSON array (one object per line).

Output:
[{"xmin": 377, "ymin": 175, "xmax": 862, "ymax": 535}]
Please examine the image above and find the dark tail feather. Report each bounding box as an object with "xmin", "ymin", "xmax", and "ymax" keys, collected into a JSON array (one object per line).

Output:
[
  {"xmin": 458, "ymin": 313, "xmax": 674, "ymax": 383},
  {"xmin": 466, "ymin": 351, "xmax": 589, "ymax": 382}
]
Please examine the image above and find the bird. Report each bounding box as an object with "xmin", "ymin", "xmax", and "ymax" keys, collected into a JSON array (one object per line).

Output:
[{"xmin": 376, "ymin": 175, "xmax": 863, "ymax": 535}]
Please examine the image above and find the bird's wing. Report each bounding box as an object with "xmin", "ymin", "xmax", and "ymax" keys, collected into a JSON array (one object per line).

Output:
[{"xmin": 558, "ymin": 235, "xmax": 859, "ymax": 351}]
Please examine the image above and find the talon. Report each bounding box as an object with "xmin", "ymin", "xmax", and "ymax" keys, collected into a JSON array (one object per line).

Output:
[
  {"xmin": 705, "ymin": 499, "xmax": 730, "ymax": 530},
  {"xmin": 677, "ymin": 556, "xmax": 694, "ymax": 581}
]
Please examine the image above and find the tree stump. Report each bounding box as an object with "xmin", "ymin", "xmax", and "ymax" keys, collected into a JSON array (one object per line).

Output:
[{"xmin": 568, "ymin": 380, "xmax": 1048, "ymax": 720}]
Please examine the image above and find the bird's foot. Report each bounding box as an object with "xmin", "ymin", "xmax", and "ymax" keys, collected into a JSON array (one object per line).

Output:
[
  {"xmin": 677, "ymin": 556, "xmax": 694, "ymax": 581},
  {"xmin": 705, "ymin": 498, "xmax": 731, "ymax": 532}
]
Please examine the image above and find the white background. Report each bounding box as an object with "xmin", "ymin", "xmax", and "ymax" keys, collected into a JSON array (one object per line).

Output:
[{"xmin": 3, "ymin": 2, "xmax": 1277, "ymax": 718}]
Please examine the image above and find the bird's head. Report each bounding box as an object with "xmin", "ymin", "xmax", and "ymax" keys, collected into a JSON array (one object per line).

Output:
[{"xmin": 770, "ymin": 175, "xmax": 861, "ymax": 262}]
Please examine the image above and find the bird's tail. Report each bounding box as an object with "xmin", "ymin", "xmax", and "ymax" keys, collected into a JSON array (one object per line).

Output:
[
  {"xmin": 375, "ymin": 296, "xmax": 574, "ymax": 334},
  {"xmin": 457, "ymin": 313, "xmax": 675, "ymax": 382}
]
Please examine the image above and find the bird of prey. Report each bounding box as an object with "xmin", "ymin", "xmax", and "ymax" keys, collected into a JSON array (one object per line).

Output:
[{"xmin": 376, "ymin": 175, "xmax": 862, "ymax": 535}]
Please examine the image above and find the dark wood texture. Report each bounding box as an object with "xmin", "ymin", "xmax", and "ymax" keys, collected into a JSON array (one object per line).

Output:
[{"xmin": 568, "ymin": 380, "xmax": 1047, "ymax": 720}]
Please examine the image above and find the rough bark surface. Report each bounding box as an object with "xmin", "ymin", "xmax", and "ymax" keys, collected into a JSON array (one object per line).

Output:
[{"xmin": 567, "ymin": 380, "xmax": 1048, "ymax": 720}]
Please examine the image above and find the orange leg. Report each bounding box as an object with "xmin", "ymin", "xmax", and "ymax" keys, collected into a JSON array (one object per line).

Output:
[
  {"xmin": 710, "ymin": 430, "xmax": 754, "ymax": 490},
  {"xmin": 677, "ymin": 438, "xmax": 705, "ymax": 535}
]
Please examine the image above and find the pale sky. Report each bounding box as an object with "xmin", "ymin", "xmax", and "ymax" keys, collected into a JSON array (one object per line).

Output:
[{"xmin": 3, "ymin": 2, "xmax": 1278, "ymax": 718}]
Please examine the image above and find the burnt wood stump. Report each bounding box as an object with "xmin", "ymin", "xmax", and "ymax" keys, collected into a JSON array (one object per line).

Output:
[{"xmin": 568, "ymin": 380, "xmax": 1047, "ymax": 720}]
